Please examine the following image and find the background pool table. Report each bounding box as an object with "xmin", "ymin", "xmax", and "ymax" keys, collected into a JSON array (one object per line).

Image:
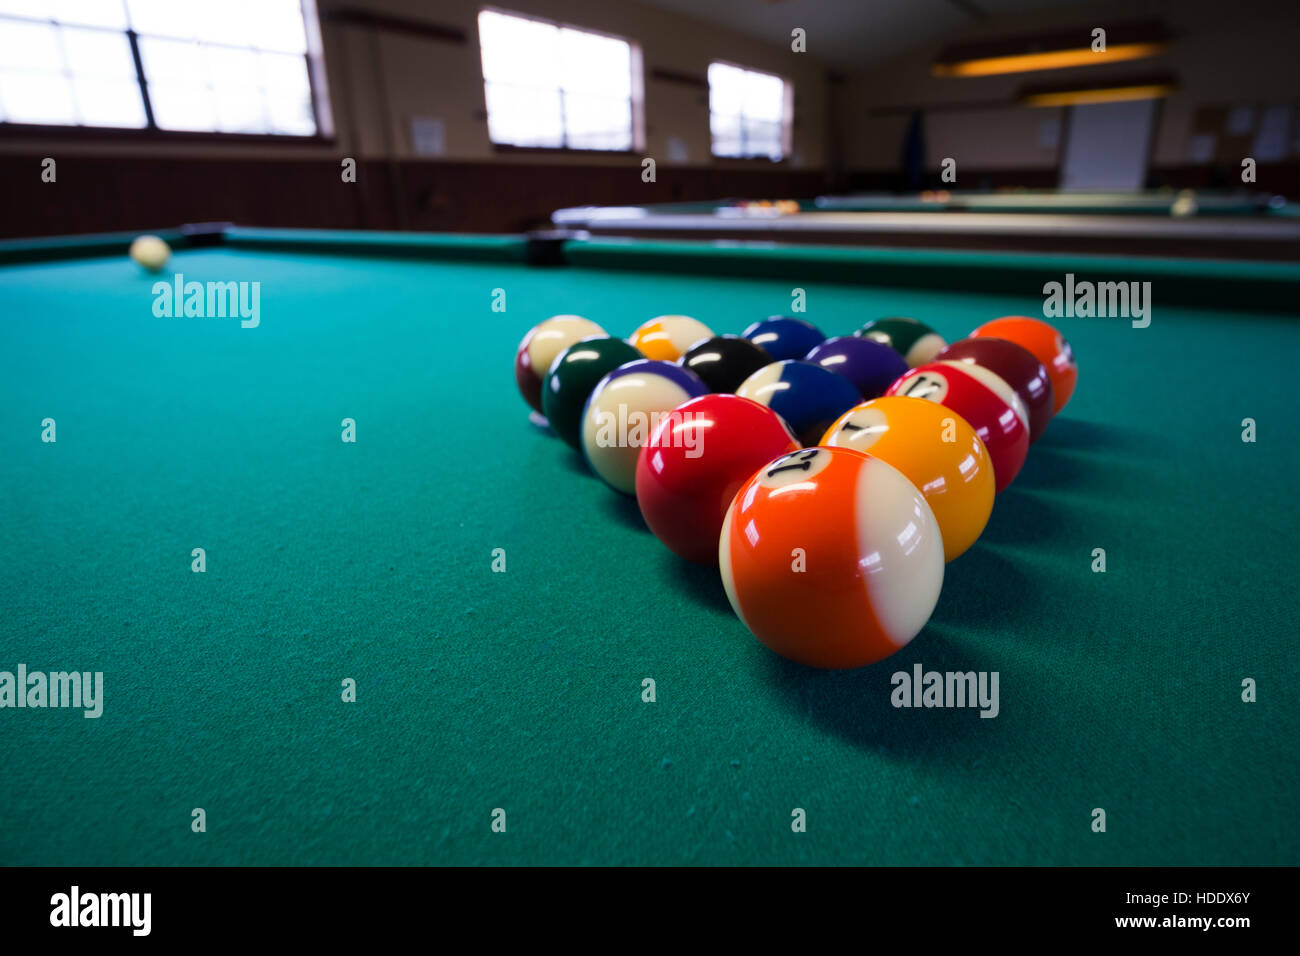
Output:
[
  {"xmin": 555, "ymin": 188, "xmax": 1289, "ymax": 220},
  {"xmin": 810, "ymin": 189, "xmax": 1289, "ymax": 216},
  {"xmin": 553, "ymin": 190, "xmax": 1300, "ymax": 260},
  {"xmin": 1, "ymin": 229, "xmax": 1297, "ymax": 866}
]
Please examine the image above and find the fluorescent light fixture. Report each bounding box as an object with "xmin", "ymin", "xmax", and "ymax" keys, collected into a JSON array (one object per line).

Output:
[
  {"xmin": 934, "ymin": 42, "xmax": 1168, "ymax": 77},
  {"xmin": 933, "ymin": 21, "xmax": 1170, "ymax": 78},
  {"xmin": 1019, "ymin": 76, "xmax": 1177, "ymax": 107}
]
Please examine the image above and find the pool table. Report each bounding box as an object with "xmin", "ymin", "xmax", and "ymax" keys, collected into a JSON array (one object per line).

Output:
[
  {"xmin": 1, "ymin": 227, "xmax": 1297, "ymax": 867},
  {"xmin": 553, "ymin": 191, "xmax": 1300, "ymax": 260},
  {"xmin": 811, "ymin": 189, "xmax": 1286, "ymax": 216},
  {"xmin": 554, "ymin": 189, "xmax": 1287, "ymax": 221}
]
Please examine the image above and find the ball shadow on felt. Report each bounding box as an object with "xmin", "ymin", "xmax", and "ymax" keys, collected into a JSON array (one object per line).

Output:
[
  {"xmin": 1032, "ymin": 416, "xmax": 1131, "ymax": 451},
  {"xmin": 552, "ymin": 445, "xmax": 650, "ymax": 532},
  {"xmin": 754, "ymin": 546, "xmax": 1032, "ymax": 756},
  {"xmin": 759, "ymin": 628, "xmax": 989, "ymax": 757},
  {"xmin": 972, "ymin": 484, "xmax": 1065, "ymax": 548},
  {"xmin": 555, "ymin": 445, "xmax": 595, "ymax": 478},
  {"xmin": 928, "ymin": 545, "xmax": 1043, "ymax": 630},
  {"xmin": 1012, "ymin": 417, "xmax": 1155, "ymax": 491},
  {"xmin": 662, "ymin": 550, "xmax": 733, "ymax": 615},
  {"xmin": 600, "ymin": 489, "xmax": 648, "ymax": 532}
]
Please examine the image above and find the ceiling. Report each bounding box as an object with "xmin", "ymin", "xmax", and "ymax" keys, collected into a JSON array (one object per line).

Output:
[{"xmin": 634, "ymin": 0, "xmax": 1094, "ymax": 70}]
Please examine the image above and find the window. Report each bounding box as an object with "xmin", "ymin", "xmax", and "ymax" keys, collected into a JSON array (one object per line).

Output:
[
  {"xmin": 478, "ymin": 9, "xmax": 639, "ymax": 151},
  {"xmin": 0, "ymin": 0, "xmax": 326, "ymax": 136},
  {"xmin": 708, "ymin": 62, "xmax": 790, "ymax": 161}
]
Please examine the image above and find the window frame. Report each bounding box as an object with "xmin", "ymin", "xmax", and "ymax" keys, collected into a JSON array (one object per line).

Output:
[
  {"xmin": 0, "ymin": 0, "xmax": 335, "ymax": 143},
  {"xmin": 706, "ymin": 59, "xmax": 793, "ymax": 162},
  {"xmin": 477, "ymin": 6, "xmax": 644, "ymax": 155}
]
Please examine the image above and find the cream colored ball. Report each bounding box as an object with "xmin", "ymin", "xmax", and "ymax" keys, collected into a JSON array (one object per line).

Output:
[{"xmin": 129, "ymin": 235, "xmax": 171, "ymax": 272}]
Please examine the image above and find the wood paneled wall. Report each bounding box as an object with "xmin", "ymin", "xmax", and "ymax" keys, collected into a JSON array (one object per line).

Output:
[{"xmin": 0, "ymin": 155, "xmax": 829, "ymax": 239}]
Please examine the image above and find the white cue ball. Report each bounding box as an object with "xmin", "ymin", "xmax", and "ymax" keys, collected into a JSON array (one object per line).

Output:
[{"xmin": 130, "ymin": 235, "xmax": 171, "ymax": 272}]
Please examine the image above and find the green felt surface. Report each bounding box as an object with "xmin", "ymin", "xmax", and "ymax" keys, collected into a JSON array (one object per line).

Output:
[
  {"xmin": 1, "ymin": 237, "xmax": 1297, "ymax": 867},
  {"xmin": 567, "ymin": 237, "xmax": 1300, "ymax": 312}
]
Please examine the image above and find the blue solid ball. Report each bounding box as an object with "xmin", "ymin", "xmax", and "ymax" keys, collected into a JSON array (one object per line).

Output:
[
  {"xmin": 740, "ymin": 316, "xmax": 826, "ymax": 362},
  {"xmin": 735, "ymin": 360, "xmax": 862, "ymax": 446}
]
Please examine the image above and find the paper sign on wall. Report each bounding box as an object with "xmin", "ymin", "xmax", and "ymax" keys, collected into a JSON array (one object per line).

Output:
[
  {"xmin": 1226, "ymin": 105, "xmax": 1256, "ymax": 136},
  {"xmin": 1038, "ymin": 116, "xmax": 1061, "ymax": 150},
  {"xmin": 1252, "ymin": 105, "xmax": 1291, "ymax": 162},
  {"xmin": 1186, "ymin": 133, "xmax": 1216, "ymax": 163},
  {"xmin": 411, "ymin": 117, "xmax": 446, "ymax": 157}
]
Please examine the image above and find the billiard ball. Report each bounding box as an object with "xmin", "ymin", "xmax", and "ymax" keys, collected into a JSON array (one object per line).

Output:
[
  {"xmin": 635, "ymin": 394, "xmax": 799, "ymax": 564},
  {"xmin": 719, "ymin": 446, "xmax": 944, "ymax": 669},
  {"xmin": 885, "ymin": 361, "xmax": 1029, "ymax": 493},
  {"xmin": 805, "ymin": 335, "xmax": 909, "ymax": 399},
  {"xmin": 735, "ymin": 360, "xmax": 861, "ymax": 446},
  {"xmin": 970, "ymin": 316, "xmax": 1077, "ymax": 415},
  {"xmin": 821, "ymin": 397, "xmax": 994, "ymax": 561},
  {"xmin": 542, "ymin": 336, "xmax": 643, "ymax": 449},
  {"xmin": 630, "ymin": 315, "xmax": 715, "ymax": 361},
  {"xmin": 129, "ymin": 235, "xmax": 171, "ymax": 273},
  {"xmin": 515, "ymin": 315, "xmax": 607, "ymax": 414},
  {"xmin": 1171, "ymin": 189, "xmax": 1198, "ymax": 217},
  {"xmin": 740, "ymin": 316, "xmax": 826, "ymax": 361},
  {"xmin": 581, "ymin": 360, "xmax": 709, "ymax": 494},
  {"xmin": 856, "ymin": 316, "xmax": 947, "ymax": 367},
  {"xmin": 678, "ymin": 335, "xmax": 773, "ymax": 393},
  {"xmin": 934, "ymin": 337, "xmax": 1054, "ymax": 443}
]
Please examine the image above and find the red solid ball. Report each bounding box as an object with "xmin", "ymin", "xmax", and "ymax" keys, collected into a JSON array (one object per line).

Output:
[
  {"xmin": 635, "ymin": 394, "xmax": 800, "ymax": 564},
  {"xmin": 885, "ymin": 361, "xmax": 1030, "ymax": 493}
]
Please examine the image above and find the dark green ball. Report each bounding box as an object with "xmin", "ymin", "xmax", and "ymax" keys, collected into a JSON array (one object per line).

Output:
[
  {"xmin": 855, "ymin": 316, "xmax": 946, "ymax": 368},
  {"xmin": 541, "ymin": 336, "xmax": 643, "ymax": 448}
]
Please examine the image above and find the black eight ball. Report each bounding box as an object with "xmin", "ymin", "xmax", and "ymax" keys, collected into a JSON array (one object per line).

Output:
[{"xmin": 678, "ymin": 335, "xmax": 773, "ymax": 393}]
